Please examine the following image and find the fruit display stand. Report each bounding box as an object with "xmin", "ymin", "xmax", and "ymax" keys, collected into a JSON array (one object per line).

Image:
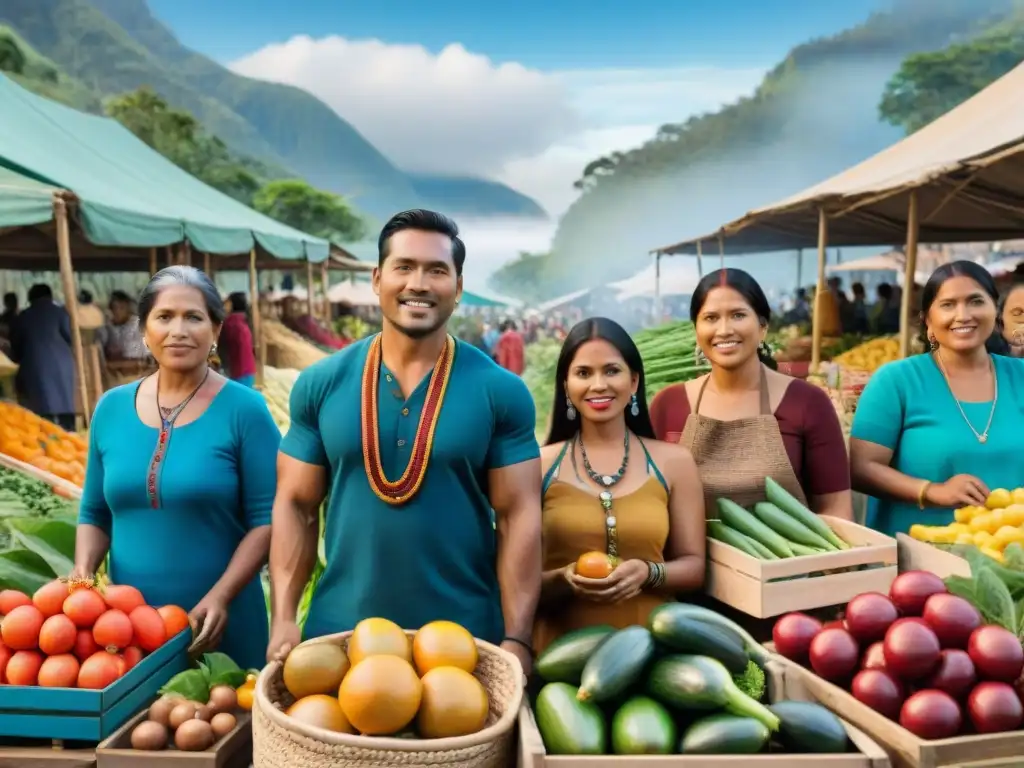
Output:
[
  {"xmin": 896, "ymin": 536, "xmax": 970, "ymax": 579},
  {"xmin": 96, "ymin": 710, "xmax": 252, "ymax": 768},
  {"xmin": 771, "ymin": 652, "xmax": 1024, "ymax": 768},
  {"xmin": 516, "ymin": 661, "xmax": 891, "ymax": 768},
  {"xmin": 0, "ymin": 629, "xmax": 191, "ymax": 742},
  {"xmin": 706, "ymin": 516, "xmax": 897, "ymax": 618},
  {"xmin": 251, "ymin": 630, "xmax": 523, "ymax": 768},
  {"xmin": 0, "ymin": 451, "xmax": 83, "ymax": 499}
]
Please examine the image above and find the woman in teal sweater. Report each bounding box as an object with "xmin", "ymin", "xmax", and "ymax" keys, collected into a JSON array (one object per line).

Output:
[
  {"xmin": 75, "ymin": 266, "xmax": 279, "ymax": 669},
  {"xmin": 850, "ymin": 261, "xmax": 1024, "ymax": 538}
]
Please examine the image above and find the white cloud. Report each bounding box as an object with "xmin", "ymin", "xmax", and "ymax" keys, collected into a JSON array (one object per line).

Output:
[{"xmin": 230, "ymin": 36, "xmax": 767, "ymax": 223}]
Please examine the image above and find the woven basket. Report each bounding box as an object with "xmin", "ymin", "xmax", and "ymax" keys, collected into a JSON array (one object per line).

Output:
[{"xmin": 253, "ymin": 631, "xmax": 524, "ymax": 768}]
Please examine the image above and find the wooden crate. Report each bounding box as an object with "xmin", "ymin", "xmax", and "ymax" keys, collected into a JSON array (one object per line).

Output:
[
  {"xmin": 0, "ymin": 452, "xmax": 83, "ymax": 498},
  {"xmin": 896, "ymin": 535, "xmax": 970, "ymax": 578},
  {"xmin": 97, "ymin": 710, "xmax": 252, "ymax": 768},
  {"xmin": 0, "ymin": 630, "xmax": 190, "ymax": 742},
  {"xmin": 0, "ymin": 741, "xmax": 96, "ymax": 768},
  {"xmin": 774, "ymin": 652, "xmax": 1024, "ymax": 768},
  {"xmin": 517, "ymin": 662, "xmax": 890, "ymax": 768},
  {"xmin": 705, "ymin": 516, "xmax": 897, "ymax": 618}
]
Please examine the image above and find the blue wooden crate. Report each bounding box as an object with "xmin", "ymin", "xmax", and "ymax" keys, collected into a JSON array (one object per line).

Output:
[{"xmin": 0, "ymin": 628, "xmax": 190, "ymax": 742}]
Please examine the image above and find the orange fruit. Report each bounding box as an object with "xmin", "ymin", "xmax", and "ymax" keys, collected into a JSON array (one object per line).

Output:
[
  {"xmin": 93, "ymin": 610, "xmax": 134, "ymax": 651},
  {"xmin": 78, "ymin": 650, "xmax": 126, "ymax": 689},
  {"xmin": 38, "ymin": 654, "xmax": 80, "ymax": 688},
  {"xmin": 346, "ymin": 617, "xmax": 410, "ymax": 667},
  {"xmin": 73, "ymin": 628, "xmax": 101, "ymax": 661},
  {"xmin": 1, "ymin": 604, "xmax": 45, "ymax": 650},
  {"xmin": 0, "ymin": 640, "xmax": 11, "ymax": 682},
  {"xmin": 6, "ymin": 650, "xmax": 43, "ymax": 686},
  {"xmin": 0, "ymin": 590, "xmax": 32, "ymax": 616},
  {"xmin": 129, "ymin": 606, "xmax": 167, "ymax": 652},
  {"xmin": 286, "ymin": 694, "xmax": 354, "ymax": 733},
  {"xmin": 33, "ymin": 579, "xmax": 69, "ymax": 617},
  {"xmin": 123, "ymin": 645, "xmax": 144, "ymax": 670},
  {"xmin": 417, "ymin": 666, "xmax": 489, "ymax": 738},
  {"xmin": 157, "ymin": 605, "xmax": 191, "ymax": 638},
  {"xmin": 413, "ymin": 621, "xmax": 478, "ymax": 675},
  {"xmin": 38, "ymin": 614, "xmax": 77, "ymax": 655},
  {"xmin": 101, "ymin": 584, "xmax": 146, "ymax": 615},
  {"xmin": 575, "ymin": 551, "xmax": 615, "ymax": 579},
  {"xmin": 63, "ymin": 589, "xmax": 107, "ymax": 628},
  {"xmin": 339, "ymin": 655, "xmax": 421, "ymax": 736}
]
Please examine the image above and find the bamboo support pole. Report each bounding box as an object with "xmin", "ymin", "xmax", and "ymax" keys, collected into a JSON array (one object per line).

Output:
[
  {"xmin": 53, "ymin": 198, "xmax": 90, "ymax": 427},
  {"xmin": 148, "ymin": 247, "xmax": 157, "ymax": 275},
  {"xmin": 181, "ymin": 242, "xmax": 192, "ymax": 266},
  {"xmin": 796, "ymin": 248, "xmax": 803, "ymax": 289},
  {"xmin": 306, "ymin": 260, "xmax": 315, "ymax": 318},
  {"xmin": 898, "ymin": 190, "xmax": 920, "ymax": 359},
  {"xmin": 321, "ymin": 262, "xmax": 330, "ymax": 322},
  {"xmin": 810, "ymin": 208, "xmax": 829, "ymax": 374},
  {"xmin": 249, "ymin": 249, "xmax": 264, "ymax": 385},
  {"xmin": 203, "ymin": 252, "xmax": 211, "ymax": 274}
]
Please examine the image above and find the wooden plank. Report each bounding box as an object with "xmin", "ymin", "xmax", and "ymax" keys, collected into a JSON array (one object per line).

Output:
[
  {"xmin": 97, "ymin": 711, "xmax": 252, "ymax": 768},
  {"xmin": 0, "ymin": 452, "xmax": 82, "ymax": 498},
  {"xmin": 0, "ymin": 740, "xmax": 96, "ymax": 768},
  {"xmin": 896, "ymin": 534, "xmax": 971, "ymax": 578}
]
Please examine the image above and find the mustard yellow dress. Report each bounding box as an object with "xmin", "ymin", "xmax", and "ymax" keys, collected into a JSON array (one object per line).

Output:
[{"xmin": 533, "ymin": 440, "xmax": 671, "ymax": 654}]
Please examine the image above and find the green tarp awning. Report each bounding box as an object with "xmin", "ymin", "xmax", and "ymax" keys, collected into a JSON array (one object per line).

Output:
[
  {"xmin": 0, "ymin": 74, "xmax": 329, "ymax": 262},
  {"xmin": 0, "ymin": 165, "xmax": 56, "ymax": 229}
]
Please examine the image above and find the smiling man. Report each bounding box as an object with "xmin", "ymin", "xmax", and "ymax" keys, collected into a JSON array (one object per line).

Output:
[{"xmin": 266, "ymin": 209, "xmax": 543, "ymax": 674}]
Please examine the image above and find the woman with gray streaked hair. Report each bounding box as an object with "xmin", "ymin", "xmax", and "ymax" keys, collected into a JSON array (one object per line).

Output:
[{"xmin": 72, "ymin": 265, "xmax": 279, "ymax": 669}]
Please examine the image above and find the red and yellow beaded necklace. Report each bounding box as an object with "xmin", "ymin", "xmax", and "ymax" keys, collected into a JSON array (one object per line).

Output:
[{"xmin": 360, "ymin": 333, "xmax": 456, "ymax": 505}]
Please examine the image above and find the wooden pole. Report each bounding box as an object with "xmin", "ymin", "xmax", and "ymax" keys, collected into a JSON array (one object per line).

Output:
[
  {"xmin": 53, "ymin": 198, "xmax": 91, "ymax": 428},
  {"xmin": 321, "ymin": 262, "xmax": 330, "ymax": 322},
  {"xmin": 203, "ymin": 252, "xmax": 211, "ymax": 274},
  {"xmin": 148, "ymin": 247, "xmax": 157, "ymax": 275},
  {"xmin": 898, "ymin": 190, "xmax": 920, "ymax": 359},
  {"xmin": 306, "ymin": 260, "xmax": 315, "ymax": 318},
  {"xmin": 165, "ymin": 246, "xmax": 175, "ymax": 266},
  {"xmin": 249, "ymin": 248, "xmax": 264, "ymax": 385},
  {"xmin": 180, "ymin": 242, "xmax": 192, "ymax": 266},
  {"xmin": 810, "ymin": 208, "xmax": 829, "ymax": 375},
  {"xmin": 696, "ymin": 241, "xmax": 704, "ymax": 277},
  {"xmin": 718, "ymin": 234, "xmax": 725, "ymax": 269}
]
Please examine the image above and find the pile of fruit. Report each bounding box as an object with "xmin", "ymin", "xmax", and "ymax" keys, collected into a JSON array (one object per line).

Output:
[
  {"xmin": 0, "ymin": 465, "xmax": 76, "ymax": 519},
  {"xmin": 264, "ymin": 320, "xmax": 328, "ymax": 370},
  {"xmin": 129, "ymin": 652, "xmax": 251, "ymax": 752},
  {"xmin": 0, "ymin": 402, "xmax": 86, "ymax": 486},
  {"xmin": 276, "ymin": 617, "xmax": 491, "ymax": 739},
  {"xmin": 832, "ymin": 336, "xmax": 898, "ymax": 372},
  {"xmin": 909, "ymin": 487, "xmax": 1024, "ymax": 562},
  {"xmin": 534, "ymin": 602, "xmax": 850, "ymax": 756},
  {"xmin": 259, "ymin": 366, "xmax": 299, "ymax": 433},
  {"xmin": 773, "ymin": 570, "xmax": 1024, "ymax": 739},
  {"xmin": 0, "ymin": 578, "xmax": 187, "ymax": 687},
  {"xmin": 708, "ymin": 477, "xmax": 851, "ymax": 560}
]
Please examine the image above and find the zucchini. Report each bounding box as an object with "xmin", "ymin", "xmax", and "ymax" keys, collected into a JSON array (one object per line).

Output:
[
  {"xmin": 578, "ymin": 625, "xmax": 656, "ymax": 703},
  {"xmin": 647, "ymin": 603, "xmax": 770, "ymax": 666},
  {"xmin": 645, "ymin": 655, "xmax": 780, "ymax": 731},
  {"xmin": 680, "ymin": 714, "xmax": 770, "ymax": 754},
  {"xmin": 716, "ymin": 498, "xmax": 794, "ymax": 558},
  {"xmin": 610, "ymin": 696, "xmax": 677, "ymax": 755},
  {"xmin": 647, "ymin": 612, "xmax": 748, "ymax": 674},
  {"xmin": 739, "ymin": 533, "xmax": 779, "ymax": 560},
  {"xmin": 789, "ymin": 542, "xmax": 828, "ymax": 557},
  {"xmin": 535, "ymin": 682, "xmax": 606, "ymax": 755},
  {"xmin": 707, "ymin": 520, "xmax": 765, "ymax": 559},
  {"xmin": 753, "ymin": 502, "xmax": 836, "ymax": 550},
  {"xmin": 768, "ymin": 701, "xmax": 850, "ymax": 753},
  {"xmin": 765, "ymin": 476, "xmax": 849, "ymax": 549},
  {"xmin": 536, "ymin": 625, "xmax": 615, "ymax": 684}
]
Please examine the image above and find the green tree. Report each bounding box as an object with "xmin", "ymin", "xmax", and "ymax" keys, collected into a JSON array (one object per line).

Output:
[
  {"xmin": 252, "ymin": 179, "xmax": 366, "ymax": 243},
  {"xmin": 487, "ymin": 251, "xmax": 558, "ymax": 301},
  {"xmin": 879, "ymin": 22, "xmax": 1024, "ymax": 134},
  {"xmin": 105, "ymin": 87, "xmax": 261, "ymax": 205},
  {"xmin": 0, "ymin": 32, "xmax": 26, "ymax": 75}
]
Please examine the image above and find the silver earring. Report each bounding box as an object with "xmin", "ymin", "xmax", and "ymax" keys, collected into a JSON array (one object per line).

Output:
[
  {"xmin": 694, "ymin": 346, "xmax": 708, "ymax": 366},
  {"xmin": 928, "ymin": 336, "xmax": 938, "ymax": 351},
  {"xmin": 210, "ymin": 342, "xmax": 218, "ymax": 355},
  {"xmin": 759, "ymin": 341, "xmax": 772, "ymax": 356},
  {"xmin": 566, "ymin": 395, "xmax": 576, "ymax": 421},
  {"xmin": 630, "ymin": 394, "xmax": 640, "ymax": 417}
]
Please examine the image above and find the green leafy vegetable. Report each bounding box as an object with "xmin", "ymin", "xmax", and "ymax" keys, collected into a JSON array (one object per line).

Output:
[
  {"xmin": 200, "ymin": 652, "xmax": 246, "ymax": 689},
  {"xmin": 1005, "ymin": 543, "xmax": 1024, "ymax": 572},
  {"xmin": 159, "ymin": 669, "xmax": 210, "ymax": 703},
  {"xmin": 976, "ymin": 568, "xmax": 1017, "ymax": 633}
]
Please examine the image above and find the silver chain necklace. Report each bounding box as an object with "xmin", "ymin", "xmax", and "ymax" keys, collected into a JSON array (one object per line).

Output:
[{"xmin": 934, "ymin": 352, "xmax": 997, "ymax": 444}]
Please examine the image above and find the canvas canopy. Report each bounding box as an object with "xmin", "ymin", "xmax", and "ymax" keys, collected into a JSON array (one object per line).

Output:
[
  {"xmin": 0, "ymin": 74, "xmax": 329, "ymax": 262},
  {"xmin": 0, "ymin": 165, "xmax": 55, "ymax": 228},
  {"xmin": 655, "ymin": 61, "xmax": 1024, "ymax": 256}
]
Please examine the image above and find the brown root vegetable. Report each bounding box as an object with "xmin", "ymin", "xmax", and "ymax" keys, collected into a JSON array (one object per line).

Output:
[
  {"xmin": 147, "ymin": 696, "xmax": 178, "ymax": 727},
  {"xmin": 193, "ymin": 704, "xmax": 212, "ymax": 722},
  {"xmin": 168, "ymin": 702, "xmax": 198, "ymax": 730},
  {"xmin": 175, "ymin": 718, "xmax": 215, "ymax": 751},
  {"xmin": 210, "ymin": 712, "xmax": 237, "ymax": 739},
  {"xmin": 208, "ymin": 685, "xmax": 238, "ymax": 713},
  {"xmin": 130, "ymin": 721, "xmax": 169, "ymax": 751}
]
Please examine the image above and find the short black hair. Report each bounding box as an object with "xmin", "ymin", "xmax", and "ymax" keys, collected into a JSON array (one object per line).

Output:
[
  {"xmin": 77, "ymin": 290, "xmax": 93, "ymax": 304},
  {"xmin": 228, "ymin": 292, "xmax": 248, "ymax": 313},
  {"xmin": 28, "ymin": 284, "xmax": 52, "ymax": 302},
  {"xmin": 378, "ymin": 209, "xmax": 466, "ymax": 276},
  {"xmin": 109, "ymin": 289, "xmax": 133, "ymax": 306},
  {"xmin": 3, "ymin": 292, "xmax": 15, "ymax": 308}
]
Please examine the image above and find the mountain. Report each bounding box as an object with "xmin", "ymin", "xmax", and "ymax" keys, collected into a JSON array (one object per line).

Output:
[
  {"xmin": 0, "ymin": 0, "xmax": 546, "ymax": 221},
  {"xmin": 521, "ymin": 0, "xmax": 1017, "ymax": 297}
]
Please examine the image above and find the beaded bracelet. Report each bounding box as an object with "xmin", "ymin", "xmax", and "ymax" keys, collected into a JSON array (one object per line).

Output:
[{"xmin": 642, "ymin": 561, "xmax": 667, "ymax": 589}]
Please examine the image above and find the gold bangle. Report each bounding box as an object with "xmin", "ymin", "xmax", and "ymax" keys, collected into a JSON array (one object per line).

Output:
[{"xmin": 918, "ymin": 481, "xmax": 931, "ymax": 510}]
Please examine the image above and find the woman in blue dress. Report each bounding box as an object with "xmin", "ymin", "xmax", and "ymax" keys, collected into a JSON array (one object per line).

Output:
[
  {"xmin": 74, "ymin": 266, "xmax": 279, "ymax": 669},
  {"xmin": 850, "ymin": 261, "xmax": 1024, "ymax": 538}
]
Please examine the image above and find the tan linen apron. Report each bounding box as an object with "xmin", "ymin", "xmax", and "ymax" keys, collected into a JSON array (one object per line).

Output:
[{"xmin": 679, "ymin": 366, "xmax": 808, "ymax": 514}]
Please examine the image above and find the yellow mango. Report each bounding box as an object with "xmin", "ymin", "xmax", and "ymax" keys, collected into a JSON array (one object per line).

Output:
[
  {"xmin": 909, "ymin": 524, "xmax": 933, "ymax": 542},
  {"xmin": 948, "ymin": 522, "xmax": 971, "ymax": 534},
  {"xmin": 992, "ymin": 526, "xmax": 1024, "ymax": 549},
  {"xmin": 974, "ymin": 531, "xmax": 995, "ymax": 547},
  {"xmin": 1004, "ymin": 505, "xmax": 1024, "ymax": 527},
  {"xmin": 987, "ymin": 489, "xmax": 1013, "ymax": 510},
  {"xmin": 955, "ymin": 532, "xmax": 976, "ymax": 545},
  {"xmin": 980, "ymin": 546, "xmax": 1005, "ymax": 563},
  {"xmin": 969, "ymin": 513, "xmax": 997, "ymax": 533},
  {"xmin": 928, "ymin": 528, "xmax": 961, "ymax": 545},
  {"xmin": 954, "ymin": 506, "xmax": 976, "ymax": 524},
  {"xmin": 1012, "ymin": 488, "xmax": 1024, "ymax": 506}
]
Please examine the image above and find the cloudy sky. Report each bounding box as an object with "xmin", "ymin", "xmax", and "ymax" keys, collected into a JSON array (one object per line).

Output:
[{"xmin": 149, "ymin": 0, "xmax": 883, "ymax": 218}]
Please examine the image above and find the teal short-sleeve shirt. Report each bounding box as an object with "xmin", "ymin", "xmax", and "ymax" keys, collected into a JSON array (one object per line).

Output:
[
  {"xmin": 851, "ymin": 353, "xmax": 1024, "ymax": 537},
  {"xmin": 281, "ymin": 335, "xmax": 539, "ymax": 643}
]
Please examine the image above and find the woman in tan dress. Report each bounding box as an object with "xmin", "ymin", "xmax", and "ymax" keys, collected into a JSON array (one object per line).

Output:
[
  {"xmin": 534, "ymin": 317, "xmax": 706, "ymax": 654},
  {"xmin": 650, "ymin": 269, "xmax": 853, "ymax": 519}
]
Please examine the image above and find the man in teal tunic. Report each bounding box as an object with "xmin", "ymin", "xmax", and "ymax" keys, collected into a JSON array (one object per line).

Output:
[{"xmin": 267, "ymin": 209, "xmax": 543, "ymax": 674}]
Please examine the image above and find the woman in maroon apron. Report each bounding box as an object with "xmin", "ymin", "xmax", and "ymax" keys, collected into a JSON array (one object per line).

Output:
[{"xmin": 649, "ymin": 268, "xmax": 853, "ymax": 637}]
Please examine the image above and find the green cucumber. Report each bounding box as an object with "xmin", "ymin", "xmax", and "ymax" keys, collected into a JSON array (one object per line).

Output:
[
  {"xmin": 578, "ymin": 625, "xmax": 656, "ymax": 703},
  {"xmin": 680, "ymin": 714, "xmax": 770, "ymax": 754},
  {"xmin": 716, "ymin": 498, "xmax": 794, "ymax": 558},
  {"xmin": 707, "ymin": 520, "xmax": 764, "ymax": 559},
  {"xmin": 753, "ymin": 502, "xmax": 837, "ymax": 550},
  {"xmin": 536, "ymin": 625, "xmax": 615, "ymax": 684},
  {"xmin": 535, "ymin": 682, "xmax": 606, "ymax": 755},
  {"xmin": 789, "ymin": 542, "xmax": 828, "ymax": 557},
  {"xmin": 610, "ymin": 696, "xmax": 677, "ymax": 755},
  {"xmin": 645, "ymin": 655, "xmax": 780, "ymax": 732},
  {"xmin": 765, "ymin": 476, "xmax": 849, "ymax": 549},
  {"xmin": 647, "ymin": 603, "xmax": 770, "ymax": 666},
  {"xmin": 647, "ymin": 612, "xmax": 748, "ymax": 674},
  {"xmin": 768, "ymin": 701, "xmax": 849, "ymax": 753},
  {"xmin": 739, "ymin": 533, "xmax": 779, "ymax": 560}
]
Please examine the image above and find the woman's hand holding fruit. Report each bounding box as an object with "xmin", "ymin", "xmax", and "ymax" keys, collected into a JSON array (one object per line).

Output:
[
  {"xmin": 926, "ymin": 475, "xmax": 990, "ymax": 508},
  {"xmin": 567, "ymin": 559, "xmax": 649, "ymax": 603}
]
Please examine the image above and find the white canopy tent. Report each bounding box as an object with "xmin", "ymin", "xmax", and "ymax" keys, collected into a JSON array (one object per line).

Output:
[{"xmin": 327, "ymin": 279, "xmax": 377, "ymax": 306}]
